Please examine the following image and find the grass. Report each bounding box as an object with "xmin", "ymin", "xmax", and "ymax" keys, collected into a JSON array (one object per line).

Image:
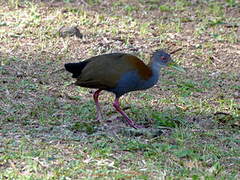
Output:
[{"xmin": 0, "ymin": 0, "xmax": 240, "ymax": 179}]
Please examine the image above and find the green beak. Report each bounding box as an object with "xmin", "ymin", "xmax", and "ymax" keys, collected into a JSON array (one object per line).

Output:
[{"xmin": 168, "ymin": 61, "xmax": 186, "ymax": 73}]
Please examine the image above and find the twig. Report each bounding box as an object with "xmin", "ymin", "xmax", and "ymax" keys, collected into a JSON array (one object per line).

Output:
[
  {"xmin": 170, "ymin": 48, "xmax": 182, "ymax": 54},
  {"xmin": 50, "ymin": 68, "xmax": 65, "ymax": 75}
]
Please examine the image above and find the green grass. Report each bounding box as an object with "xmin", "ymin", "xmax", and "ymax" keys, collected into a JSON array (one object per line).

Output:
[{"xmin": 0, "ymin": 0, "xmax": 240, "ymax": 179}]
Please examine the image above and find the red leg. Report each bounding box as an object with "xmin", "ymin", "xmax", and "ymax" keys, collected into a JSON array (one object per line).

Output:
[
  {"xmin": 93, "ymin": 89, "xmax": 103, "ymax": 122},
  {"xmin": 113, "ymin": 97, "xmax": 142, "ymax": 129}
]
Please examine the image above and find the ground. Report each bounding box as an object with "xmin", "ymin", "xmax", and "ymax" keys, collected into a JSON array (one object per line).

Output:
[{"xmin": 0, "ymin": 0, "xmax": 240, "ymax": 179}]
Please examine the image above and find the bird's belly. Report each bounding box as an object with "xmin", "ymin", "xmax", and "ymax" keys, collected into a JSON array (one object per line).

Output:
[{"xmin": 108, "ymin": 71, "xmax": 158, "ymax": 97}]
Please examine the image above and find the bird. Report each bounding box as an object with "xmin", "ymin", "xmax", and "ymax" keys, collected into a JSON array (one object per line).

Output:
[{"xmin": 65, "ymin": 50, "xmax": 183, "ymax": 129}]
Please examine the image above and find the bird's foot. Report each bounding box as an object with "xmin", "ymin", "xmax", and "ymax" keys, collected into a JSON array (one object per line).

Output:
[
  {"xmin": 117, "ymin": 117, "xmax": 143, "ymax": 129},
  {"xmin": 123, "ymin": 117, "xmax": 144, "ymax": 129},
  {"xmin": 128, "ymin": 123, "xmax": 144, "ymax": 129}
]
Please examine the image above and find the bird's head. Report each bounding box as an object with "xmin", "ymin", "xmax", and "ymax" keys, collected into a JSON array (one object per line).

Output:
[
  {"xmin": 152, "ymin": 50, "xmax": 185, "ymax": 72},
  {"xmin": 152, "ymin": 50, "xmax": 172, "ymax": 66}
]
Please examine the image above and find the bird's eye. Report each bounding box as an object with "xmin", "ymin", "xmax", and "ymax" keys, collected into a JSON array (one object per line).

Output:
[{"xmin": 160, "ymin": 56, "xmax": 167, "ymax": 61}]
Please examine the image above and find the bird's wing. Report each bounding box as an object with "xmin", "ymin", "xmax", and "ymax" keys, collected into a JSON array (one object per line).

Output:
[{"xmin": 75, "ymin": 53, "xmax": 151, "ymax": 89}]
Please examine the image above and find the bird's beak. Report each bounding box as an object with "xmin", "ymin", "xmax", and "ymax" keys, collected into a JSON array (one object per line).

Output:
[{"xmin": 168, "ymin": 60, "xmax": 186, "ymax": 73}]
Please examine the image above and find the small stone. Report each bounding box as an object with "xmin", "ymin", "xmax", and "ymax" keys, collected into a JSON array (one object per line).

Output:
[{"xmin": 59, "ymin": 26, "xmax": 83, "ymax": 38}]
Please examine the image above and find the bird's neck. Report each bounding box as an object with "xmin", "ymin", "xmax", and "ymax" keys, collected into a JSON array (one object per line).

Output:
[
  {"xmin": 148, "ymin": 60, "xmax": 162, "ymax": 77},
  {"xmin": 136, "ymin": 60, "xmax": 163, "ymax": 89}
]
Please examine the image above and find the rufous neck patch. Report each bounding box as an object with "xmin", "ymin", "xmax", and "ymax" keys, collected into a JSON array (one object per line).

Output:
[{"xmin": 124, "ymin": 55, "xmax": 152, "ymax": 80}]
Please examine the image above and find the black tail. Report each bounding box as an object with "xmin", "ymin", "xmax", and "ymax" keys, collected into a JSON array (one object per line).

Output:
[{"xmin": 64, "ymin": 61, "xmax": 88, "ymax": 78}]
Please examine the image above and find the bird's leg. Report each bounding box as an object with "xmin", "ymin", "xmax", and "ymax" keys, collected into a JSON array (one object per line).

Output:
[
  {"xmin": 113, "ymin": 97, "xmax": 141, "ymax": 129},
  {"xmin": 93, "ymin": 89, "xmax": 103, "ymax": 122}
]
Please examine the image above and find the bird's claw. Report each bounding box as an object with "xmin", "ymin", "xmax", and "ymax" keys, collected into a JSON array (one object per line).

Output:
[{"xmin": 129, "ymin": 123, "xmax": 144, "ymax": 129}]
